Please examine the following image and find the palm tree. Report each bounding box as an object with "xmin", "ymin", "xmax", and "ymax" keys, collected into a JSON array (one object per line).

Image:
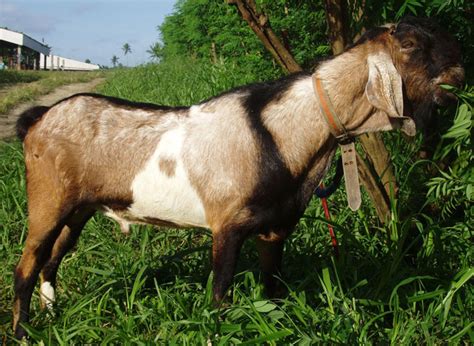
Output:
[
  {"xmin": 147, "ymin": 42, "xmax": 163, "ymax": 61},
  {"xmin": 122, "ymin": 43, "xmax": 131, "ymax": 66},
  {"xmin": 111, "ymin": 55, "xmax": 119, "ymax": 68}
]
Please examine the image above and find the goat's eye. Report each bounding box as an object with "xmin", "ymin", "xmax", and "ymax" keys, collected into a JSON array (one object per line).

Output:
[{"xmin": 402, "ymin": 40, "xmax": 415, "ymax": 49}]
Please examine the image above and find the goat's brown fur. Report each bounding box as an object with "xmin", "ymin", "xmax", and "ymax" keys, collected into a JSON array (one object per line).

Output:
[{"xmin": 158, "ymin": 157, "xmax": 177, "ymax": 177}]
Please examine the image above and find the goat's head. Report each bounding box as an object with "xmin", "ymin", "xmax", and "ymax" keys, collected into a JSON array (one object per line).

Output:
[
  {"xmin": 390, "ymin": 17, "xmax": 464, "ymax": 106},
  {"xmin": 359, "ymin": 17, "xmax": 464, "ymax": 134}
]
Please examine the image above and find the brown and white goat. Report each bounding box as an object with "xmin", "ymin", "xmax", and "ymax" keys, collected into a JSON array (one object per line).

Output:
[{"xmin": 13, "ymin": 17, "xmax": 463, "ymax": 338}]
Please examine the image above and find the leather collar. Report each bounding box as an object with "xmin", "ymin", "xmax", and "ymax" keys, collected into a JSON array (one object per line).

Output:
[{"xmin": 312, "ymin": 75, "xmax": 354, "ymax": 144}]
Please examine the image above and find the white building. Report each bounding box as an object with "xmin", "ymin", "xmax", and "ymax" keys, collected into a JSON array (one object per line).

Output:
[
  {"xmin": 0, "ymin": 27, "xmax": 50, "ymax": 69},
  {"xmin": 0, "ymin": 27, "xmax": 99, "ymax": 71},
  {"xmin": 40, "ymin": 54, "xmax": 100, "ymax": 71}
]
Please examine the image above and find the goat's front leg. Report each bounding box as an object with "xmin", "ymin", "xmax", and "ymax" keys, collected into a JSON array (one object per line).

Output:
[
  {"xmin": 211, "ymin": 228, "xmax": 246, "ymax": 303},
  {"xmin": 256, "ymin": 232, "xmax": 286, "ymax": 298}
]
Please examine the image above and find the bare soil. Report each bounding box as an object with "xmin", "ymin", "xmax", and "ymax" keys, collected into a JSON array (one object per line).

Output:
[{"xmin": 0, "ymin": 78, "xmax": 104, "ymax": 140}]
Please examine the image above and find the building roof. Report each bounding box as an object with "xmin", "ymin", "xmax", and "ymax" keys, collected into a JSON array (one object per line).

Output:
[{"xmin": 0, "ymin": 28, "xmax": 50, "ymax": 55}]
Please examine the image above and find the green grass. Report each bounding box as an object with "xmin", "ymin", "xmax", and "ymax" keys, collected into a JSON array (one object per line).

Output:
[
  {"xmin": 0, "ymin": 70, "xmax": 104, "ymax": 114},
  {"xmin": 1, "ymin": 59, "xmax": 472, "ymax": 344},
  {"xmin": 0, "ymin": 70, "xmax": 42, "ymax": 85},
  {"xmin": 97, "ymin": 59, "xmax": 261, "ymax": 106}
]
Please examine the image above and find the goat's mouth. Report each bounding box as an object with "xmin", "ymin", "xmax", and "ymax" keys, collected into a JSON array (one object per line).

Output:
[
  {"xmin": 433, "ymin": 84, "xmax": 458, "ymax": 106},
  {"xmin": 431, "ymin": 65, "xmax": 465, "ymax": 106}
]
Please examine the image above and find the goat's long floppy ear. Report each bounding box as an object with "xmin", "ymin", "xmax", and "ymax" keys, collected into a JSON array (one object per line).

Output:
[{"xmin": 365, "ymin": 52, "xmax": 416, "ymax": 136}]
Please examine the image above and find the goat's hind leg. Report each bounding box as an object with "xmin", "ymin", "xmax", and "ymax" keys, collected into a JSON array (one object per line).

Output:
[
  {"xmin": 12, "ymin": 154, "xmax": 82, "ymax": 339},
  {"xmin": 13, "ymin": 203, "xmax": 70, "ymax": 339},
  {"xmin": 39, "ymin": 207, "xmax": 95, "ymax": 310}
]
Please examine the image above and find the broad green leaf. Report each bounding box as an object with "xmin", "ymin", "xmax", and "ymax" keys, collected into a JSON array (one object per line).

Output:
[{"xmin": 253, "ymin": 300, "xmax": 277, "ymax": 313}]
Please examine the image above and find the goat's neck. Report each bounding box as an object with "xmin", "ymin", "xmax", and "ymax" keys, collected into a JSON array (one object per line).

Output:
[
  {"xmin": 261, "ymin": 76, "xmax": 336, "ymax": 178},
  {"xmin": 262, "ymin": 47, "xmax": 380, "ymax": 178},
  {"xmin": 316, "ymin": 47, "xmax": 378, "ymax": 135}
]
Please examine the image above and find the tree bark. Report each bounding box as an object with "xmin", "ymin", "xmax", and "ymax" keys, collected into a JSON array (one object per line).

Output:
[
  {"xmin": 356, "ymin": 152, "xmax": 391, "ymax": 222},
  {"xmin": 227, "ymin": 0, "xmax": 301, "ymax": 73},
  {"xmin": 323, "ymin": 0, "xmax": 350, "ymax": 55},
  {"xmin": 359, "ymin": 133, "xmax": 398, "ymax": 197},
  {"xmin": 211, "ymin": 42, "xmax": 218, "ymax": 64}
]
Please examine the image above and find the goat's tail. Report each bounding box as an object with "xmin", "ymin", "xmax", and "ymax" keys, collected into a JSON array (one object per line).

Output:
[{"xmin": 16, "ymin": 106, "xmax": 50, "ymax": 141}]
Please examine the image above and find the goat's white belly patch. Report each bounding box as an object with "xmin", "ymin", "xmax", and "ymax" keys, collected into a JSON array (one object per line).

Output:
[{"xmin": 127, "ymin": 127, "xmax": 208, "ymax": 228}]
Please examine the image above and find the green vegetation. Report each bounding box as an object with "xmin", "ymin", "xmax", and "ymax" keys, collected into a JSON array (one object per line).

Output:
[
  {"xmin": 0, "ymin": 70, "xmax": 104, "ymax": 114},
  {"xmin": 151, "ymin": 0, "xmax": 473, "ymax": 79},
  {"xmin": 150, "ymin": 1, "xmax": 328, "ymax": 77},
  {"xmin": 1, "ymin": 0, "xmax": 473, "ymax": 343},
  {"xmin": 0, "ymin": 70, "xmax": 42, "ymax": 86},
  {"xmin": 98, "ymin": 58, "xmax": 262, "ymax": 106}
]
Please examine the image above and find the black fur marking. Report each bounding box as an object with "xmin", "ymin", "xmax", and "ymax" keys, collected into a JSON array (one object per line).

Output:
[
  {"xmin": 201, "ymin": 71, "xmax": 311, "ymax": 105},
  {"xmin": 16, "ymin": 106, "xmax": 50, "ymax": 141},
  {"xmin": 241, "ymin": 72, "xmax": 310, "ymax": 114},
  {"xmin": 41, "ymin": 209, "xmax": 94, "ymax": 286},
  {"xmin": 314, "ymin": 157, "xmax": 343, "ymax": 198},
  {"xmin": 397, "ymin": 16, "xmax": 462, "ymax": 73},
  {"xmin": 350, "ymin": 27, "xmax": 390, "ymax": 48},
  {"xmin": 397, "ymin": 16, "xmax": 439, "ymax": 38},
  {"xmin": 13, "ymin": 273, "xmax": 32, "ymax": 339},
  {"xmin": 242, "ymin": 73, "xmax": 310, "ymax": 203},
  {"xmin": 237, "ymin": 72, "xmax": 325, "ymax": 231}
]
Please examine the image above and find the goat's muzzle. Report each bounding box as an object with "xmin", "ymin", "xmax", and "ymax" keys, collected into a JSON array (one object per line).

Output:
[{"xmin": 432, "ymin": 64, "xmax": 465, "ymax": 106}]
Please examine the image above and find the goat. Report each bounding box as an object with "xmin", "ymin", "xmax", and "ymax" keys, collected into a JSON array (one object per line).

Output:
[{"xmin": 13, "ymin": 17, "xmax": 463, "ymax": 339}]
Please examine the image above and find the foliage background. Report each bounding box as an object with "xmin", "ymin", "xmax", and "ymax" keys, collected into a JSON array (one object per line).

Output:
[{"xmin": 150, "ymin": 0, "xmax": 473, "ymax": 78}]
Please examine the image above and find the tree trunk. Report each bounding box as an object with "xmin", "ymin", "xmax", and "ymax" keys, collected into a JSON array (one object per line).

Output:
[
  {"xmin": 323, "ymin": 0, "xmax": 350, "ymax": 55},
  {"xmin": 356, "ymin": 152, "xmax": 391, "ymax": 221},
  {"xmin": 227, "ymin": 0, "xmax": 301, "ymax": 73},
  {"xmin": 211, "ymin": 42, "xmax": 218, "ymax": 64},
  {"xmin": 359, "ymin": 133, "xmax": 398, "ymax": 197}
]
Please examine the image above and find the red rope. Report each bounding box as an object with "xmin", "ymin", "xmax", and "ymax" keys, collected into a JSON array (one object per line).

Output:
[{"xmin": 319, "ymin": 183, "xmax": 339, "ymax": 258}]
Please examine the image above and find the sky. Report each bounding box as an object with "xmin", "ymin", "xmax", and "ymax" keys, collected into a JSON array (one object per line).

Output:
[{"xmin": 0, "ymin": 0, "xmax": 177, "ymax": 67}]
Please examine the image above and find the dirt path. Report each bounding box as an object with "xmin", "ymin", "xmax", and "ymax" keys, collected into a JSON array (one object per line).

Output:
[{"xmin": 0, "ymin": 78, "xmax": 105, "ymax": 140}]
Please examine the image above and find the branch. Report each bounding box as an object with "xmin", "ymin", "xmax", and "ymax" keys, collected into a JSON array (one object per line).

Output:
[{"xmin": 228, "ymin": 0, "xmax": 301, "ymax": 73}]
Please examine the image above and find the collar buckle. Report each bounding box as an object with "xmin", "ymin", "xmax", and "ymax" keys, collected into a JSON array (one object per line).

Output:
[{"xmin": 336, "ymin": 133, "xmax": 354, "ymax": 145}]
